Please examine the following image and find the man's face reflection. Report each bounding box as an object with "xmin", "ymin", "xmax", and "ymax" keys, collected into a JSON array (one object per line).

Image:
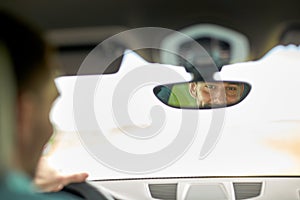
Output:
[{"xmin": 189, "ymin": 82, "xmax": 244, "ymax": 108}]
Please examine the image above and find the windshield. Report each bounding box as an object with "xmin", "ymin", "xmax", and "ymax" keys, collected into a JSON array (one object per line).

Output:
[{"xmin": 47, "ymin": 42, "xmax": 300, "ymax": 180}]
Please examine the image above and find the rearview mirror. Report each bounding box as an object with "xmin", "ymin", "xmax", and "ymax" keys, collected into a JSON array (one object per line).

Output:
[{"xmin": 154, "ymin": 81, "xmax": 251, "ymax": 109}]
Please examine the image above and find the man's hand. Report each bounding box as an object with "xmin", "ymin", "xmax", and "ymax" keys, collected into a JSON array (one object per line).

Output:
[{"xmin": 34, "ymin": 157, "xmax": 89, "ymax": 192}]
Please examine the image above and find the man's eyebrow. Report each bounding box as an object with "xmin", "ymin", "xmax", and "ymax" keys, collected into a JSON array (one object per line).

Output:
[
  {"xmin": 205, "ymin": 83, "xmax": 219, "ymax": 85},
  {"xmin": 226, "ymin": 84, "xmax": 239, "ymax": 87}
]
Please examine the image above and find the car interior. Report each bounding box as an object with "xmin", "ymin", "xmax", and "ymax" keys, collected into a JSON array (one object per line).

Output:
[{"xmin": 1, "ymin": 0, "xmax": 300, "ymax": 199}]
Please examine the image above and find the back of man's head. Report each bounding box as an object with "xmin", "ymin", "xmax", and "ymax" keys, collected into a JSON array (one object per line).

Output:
[
  {"xmin": 0, "ymin": 11, "xmax": 51, "ymax": 94},
  {"xmin": 0, "ymin": 11, "xmax": 53, "ymax": 177},
  {"xmin": 0, "ymin": 43, "xmax": 16, "ymax": 177}
]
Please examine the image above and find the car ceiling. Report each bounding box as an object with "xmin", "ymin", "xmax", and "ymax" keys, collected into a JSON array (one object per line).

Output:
[{"xmin": 1, "ymin": 0, "xmax": 300, "ymax": 60}]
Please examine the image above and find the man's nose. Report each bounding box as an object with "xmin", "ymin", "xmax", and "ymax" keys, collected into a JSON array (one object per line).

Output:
[{"xmin": 211, "ymin": 89, "xmax": 226, "ymax": 104}]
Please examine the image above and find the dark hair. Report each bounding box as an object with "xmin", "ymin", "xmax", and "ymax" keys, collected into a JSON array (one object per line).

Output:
[{"xmin": 0, "ymin": 11, "xmax": 51, "ymax": 94}]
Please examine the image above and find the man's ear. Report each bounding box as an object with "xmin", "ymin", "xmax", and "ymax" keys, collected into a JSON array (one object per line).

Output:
[
  {"xmin": 16, "ymin": 93, "xmax": 35, "ymax": 148},
  {"xmin": 189, "ymin": 82, "xmax": 197, "ymax": 98}
]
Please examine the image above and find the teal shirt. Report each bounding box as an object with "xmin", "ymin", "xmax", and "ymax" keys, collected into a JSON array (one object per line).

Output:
[{"xmin": 5, "ymin": 171, "xmax": 37, "ymax": 194}]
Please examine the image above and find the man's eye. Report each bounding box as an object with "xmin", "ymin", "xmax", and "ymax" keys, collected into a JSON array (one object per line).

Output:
[
  {"xmin": 226, "ymin": 87, "xmax": 238, "ymax": 96},
  {"xmin": 226, "ymin": 87, "xmax": 237, "ymax": 91},
  {"xmin": 205, "ymin": 85, "xmax": 216, "ymax": 90}
]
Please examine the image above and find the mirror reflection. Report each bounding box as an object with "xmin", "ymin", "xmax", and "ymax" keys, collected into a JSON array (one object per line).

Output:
[{"xmin": 154, "ymin": 81, "xmax": 251, "ymax": 109}]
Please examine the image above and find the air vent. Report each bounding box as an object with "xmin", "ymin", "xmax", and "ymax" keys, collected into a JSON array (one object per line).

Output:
[
  {"xmin": 184, "ymin": 184, "xmax": 228, "ymax": 200},
  {"xmin": 233, "ymin": 182, "xmax": 262, "ymax": 200},
  {"xmin": 148, "ymin": 183, "xmax": 177, "ymax": 200}
]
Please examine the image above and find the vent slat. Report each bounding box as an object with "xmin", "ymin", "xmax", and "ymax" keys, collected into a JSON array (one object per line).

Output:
[
  {"xmin": 233, "ymin": 182, "xmax": 262, "ymax": 200},
  {"xmin": 149, "ymin": 183, "xmax": 177, "ymax": 200}
]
